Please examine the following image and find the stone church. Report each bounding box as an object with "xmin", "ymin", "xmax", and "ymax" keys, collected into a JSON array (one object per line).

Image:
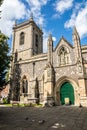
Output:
[{"xmin": 10, "ymin": 15, "xmax": 87, "ymax": 107}]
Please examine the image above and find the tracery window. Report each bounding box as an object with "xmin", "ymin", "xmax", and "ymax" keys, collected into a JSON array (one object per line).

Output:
[
  {"xmin": 20, "ymin": 32, "xmax": 25, "ymax": 45},
  {"xmin": 59, "ymin": 47, "xmax": 70, "ymax": 66}
]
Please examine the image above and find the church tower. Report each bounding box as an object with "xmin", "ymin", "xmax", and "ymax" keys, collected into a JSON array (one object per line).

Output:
[{"xmin": 12, "ymin": 15, "xmax": 43, "ymax": 61}]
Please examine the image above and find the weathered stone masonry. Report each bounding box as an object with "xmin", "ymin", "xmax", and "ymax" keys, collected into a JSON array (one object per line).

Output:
[{"xmin": 10, "ymin": 16, "xmax": 87, "ymax": 106}]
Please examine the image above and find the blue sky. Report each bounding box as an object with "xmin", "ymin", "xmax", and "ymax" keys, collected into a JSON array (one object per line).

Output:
[{"xmin": 0, "ymin": 0, "xmax": 87, "ymax": 52}]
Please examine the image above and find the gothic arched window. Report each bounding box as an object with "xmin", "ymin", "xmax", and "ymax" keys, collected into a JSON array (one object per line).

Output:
[
  {"xmin": 14, "ymin": 50, "xmax": 18, "ymax": 62},
  {"xmin": 20, "ymin": 32, "xmax": 25, "ymax": 45},
  {"xmin": 59, "ymin": 46, "xmax": 70, "ymax": 66},
  {"xmin": 22, "ymin": 76, "xmax": 28, "ymax": 96}
]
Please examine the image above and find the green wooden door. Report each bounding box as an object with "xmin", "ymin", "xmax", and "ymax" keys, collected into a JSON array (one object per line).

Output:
[{"xmin": 60, "ymin": 82, "xmax": 75, "ymax": 105}]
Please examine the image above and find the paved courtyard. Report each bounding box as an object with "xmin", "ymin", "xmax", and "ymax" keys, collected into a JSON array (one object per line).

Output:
[{"xmin": 0, "ymin": 106, "xmax": 87, "ymax": 130}]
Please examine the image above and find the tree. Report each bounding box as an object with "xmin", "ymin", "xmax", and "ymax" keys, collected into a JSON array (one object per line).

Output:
[
  {"xmin": 0, "ymin": 0, "xmax": 4, "ymax": 19},
  {"xmin": 0, "ymin": 31, "xmax": 11, "ymax": 89},
  {"xmin": 9, "ymin": 50, "xmax": 21, "ymax": 101},
  {"xmin": 12, "ymin": 63, "xmax": 21, "ymax": 101},
  {"xmin": 0, "ymin": 0, "xmax": 3, "ymax": 5}
]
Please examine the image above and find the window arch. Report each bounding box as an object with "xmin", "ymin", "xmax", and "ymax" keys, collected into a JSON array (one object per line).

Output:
[
  {"xmin": 20, "ymin": 32, "xmax": 25, "ymax": 45},
  {"xmin": 58, "ymin": 46, "xmax": 70, "ymax": 66},
  {"xmin": 35, "ymin": 34, "xmax": 38, "ymax": 54},
  {"xmin": 22, "ymin": 75, "xmax": 28, "ymax": 96}
]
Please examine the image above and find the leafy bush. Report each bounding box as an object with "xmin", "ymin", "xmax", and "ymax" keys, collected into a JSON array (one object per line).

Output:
[{"xmin": 3, "ymin": 97, "xmax": 8, "ymax": 104}]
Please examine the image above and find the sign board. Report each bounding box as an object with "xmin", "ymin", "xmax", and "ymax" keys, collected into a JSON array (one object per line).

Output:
[{"xmin": 65, "ymin": 97, "xmax": 69, "ymax": 105}]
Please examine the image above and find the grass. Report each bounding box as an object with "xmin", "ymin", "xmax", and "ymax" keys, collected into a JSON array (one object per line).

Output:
[
  {"xmin": 3, "ymin": 104, "xmax": 12, "ymax": 107},
  {"xmin": 23, "ymin": 103, "xmax": 43, "ymax": 107},
  {"xmin": 0, "ymin": 103, "xmax": 43, "ymax": 107}
]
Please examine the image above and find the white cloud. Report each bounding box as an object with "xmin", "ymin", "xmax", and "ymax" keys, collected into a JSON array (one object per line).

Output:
[
  {"xmin": 26, "ymin": 0, "xmax": 41, "ymax": 11},
  {"xmin": 55, "ymin": 0, "xmax": 73, "ymax": 15},
  {"xmin": 25, "ymin": 0, "xmax": 48, "ymax": 25},
  {"xmin": 65, "ymin": 2, "xmax": 87, "ymax": 38},
  {"xmin": 43, "ymin": 37, "xmax": 48, "ymax": 53},
  {"xmin": 0, "ymin": 0, "xmax": 27, "ymax": 37},
  {"xmin": 26, "ymin": 0, "xmax": 48, "ymax": 10},
  {"xmin": 43, "ymin": 30, "xmax": 57, "ymax": 52},
  {"xmin": 52, "ymin": 37, "xmax": 56, "ymax": 42},
  {"xmin": 42, "ymin": 29, "xmax": 48, "ymax": 52},
  {"xmin": 41, "ymin": 0, "xmax": 48, "ymax": 5}
]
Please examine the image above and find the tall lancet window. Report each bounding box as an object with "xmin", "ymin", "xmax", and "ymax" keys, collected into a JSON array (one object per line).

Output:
[
  {"xmin": 20, "ymin": 32, "xmax": 25, "ymax": 45},
  {"xmin": 22, "ymin": 75, "xmax": 28, "ymax": 96},
  {"xmin": 59, "ymin": 47, "xmax": 70, "ymax": 66},
  {"xmin": 35, "ymin": 34, "xmax": 38, "ymax": 54}
]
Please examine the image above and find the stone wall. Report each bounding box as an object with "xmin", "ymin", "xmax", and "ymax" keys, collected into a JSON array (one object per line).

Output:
[
  {"xmin": 19, "ymin": 53, "xmax": 47, "ymax": 101},
  {"xmin": 54, "ymin": 65, "xmax": 78, "ymax": 82},
  {"xmin": 53, "ymin": 38, "xmax": 75, "ymax": 68}
]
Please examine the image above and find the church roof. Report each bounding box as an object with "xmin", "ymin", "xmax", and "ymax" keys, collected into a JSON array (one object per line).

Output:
[{"xmin": 54, "ymin": 36, "xmax": 73, "ymax": 51}]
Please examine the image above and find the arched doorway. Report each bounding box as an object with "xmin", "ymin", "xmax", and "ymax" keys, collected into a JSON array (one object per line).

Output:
[{"xmin": 60, "ymin": 82, "xmax": 75, "ymax": 105}]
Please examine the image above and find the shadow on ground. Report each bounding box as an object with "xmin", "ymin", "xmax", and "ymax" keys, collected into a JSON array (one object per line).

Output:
[{"xmin": 0, "ymin": 106, "xmax": 87, "ymax": 130}]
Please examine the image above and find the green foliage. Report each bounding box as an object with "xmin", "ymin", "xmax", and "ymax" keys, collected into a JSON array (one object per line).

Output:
[
  {"xmin": 0, "ymin": 0, "xmax": 4, "ymax": 19},
  {"xmin": 5, "ymin": 104, "xmax": 12, "ymax": 107},
  {"xmin": 24, "ymin": 103, "xmax": 43, "ymax": 107},
  {"xmin": 0, "ymin": 32, "xmax": 12, "ymax": 88},
  {"xmin": 12, "ymin": 64, "xmax": 21, "ymax": 101},
  {"xmin": 2, "ymin": 97, "xmax": 8, "ymax": 104},
  {"xmin": 19, "ymin": 104, "xmax": 25, "ymax": 107},
  {"xmin": 1, "ymin": 103, "xmax": 43, "ymax": 107},
  {"xmin": 0, "ymin": 0, "xmax": 3, "ymax": 6}
]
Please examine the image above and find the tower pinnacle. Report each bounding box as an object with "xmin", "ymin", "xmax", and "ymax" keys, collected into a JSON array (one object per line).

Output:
[{"xmin": 30, "ymin": 12, "xmax": 33, "ymax": 21}]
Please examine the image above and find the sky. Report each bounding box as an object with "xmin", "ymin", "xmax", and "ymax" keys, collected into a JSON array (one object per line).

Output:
[{"xmin": 0, "ymin": 0, "xmax": 87, "ymax": 52}]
